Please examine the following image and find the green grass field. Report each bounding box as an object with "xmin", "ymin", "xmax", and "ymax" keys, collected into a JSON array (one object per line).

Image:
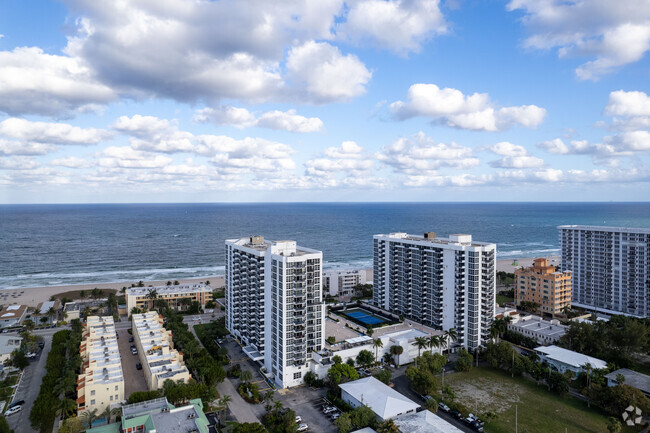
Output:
[
  {"xmin": 496, "ymin": 294, "xmax": 514, "ymax": 306},
  {"xmin": 445, "ymin": 367, "xmax": 614, "ymax": 433}
]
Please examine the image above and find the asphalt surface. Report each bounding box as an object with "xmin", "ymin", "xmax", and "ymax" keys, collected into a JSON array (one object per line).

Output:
[
  {"xmin": 6, "ymin": 334, "xmax": 52, "ymax": 433},
  {"xmin": 116, "ymin": 328, "xmax": 148, "ymax": 396},
  {"xmin": 276, "ymin": 386, "xmax": 337, "ymax": 433}
]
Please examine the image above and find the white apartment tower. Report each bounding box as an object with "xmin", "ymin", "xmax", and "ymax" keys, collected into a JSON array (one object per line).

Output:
[
  {"xmin": 373, "ymin": 232, "xmax": 496, "ymax": 350},
  {"xmin": 559, "ymin": 225, "xmax": 650, "ymax": 317},
  {"xmin": 226, "ymin": 236, "xmax": 325, "ymax": 388}
]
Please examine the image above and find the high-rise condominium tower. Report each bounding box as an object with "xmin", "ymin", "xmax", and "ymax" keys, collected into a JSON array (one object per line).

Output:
[
  {"xmin": 373, "ymin": 232, "xmax": 496, "ymax": 349},
  {"xmin": 225, "ymin": 236, "xmax": 324, "ymax": 388},
  {"xmin": 559, "ymin": 225, "xmax": 650, "ymax": 317}
]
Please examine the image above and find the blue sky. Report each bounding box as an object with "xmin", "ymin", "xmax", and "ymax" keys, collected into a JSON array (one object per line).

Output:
[{"xmin": 1, "ymin": 0, "xmax": 650, "ymax": 203}]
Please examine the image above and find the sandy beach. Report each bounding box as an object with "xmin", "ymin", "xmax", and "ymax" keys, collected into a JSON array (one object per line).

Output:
[
  {"xmin": 2, "ymin": 255, "xmax": 558, "ymax": 308},
  {"xmin": 0, "ymin": 276, "xmax": 226, "ymax": 308}
]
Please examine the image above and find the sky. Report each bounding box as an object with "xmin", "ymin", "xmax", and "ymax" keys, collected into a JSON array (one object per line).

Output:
[{"xmin": 1, "ymin": 0, "xmax": 650, "ymax": 203}]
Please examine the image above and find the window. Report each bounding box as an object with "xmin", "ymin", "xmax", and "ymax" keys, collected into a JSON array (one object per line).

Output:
[
  {"xmin": 91, "ymin": 390, "xmax": 95, "ymax": 396},
  {"xmin": 91, "ymin": 399, "xmax": 95, "ymax": 405},
  {"xmin": 115, "ymin": 385, "xmax": 119, "ymax": 391},
  {"xmin": 110, "ymin": 395, "xmax": 113, "ymax": 401},
  {"xmin": 294, "ymin": 372, "xmax": 302, "ymax": 379}
]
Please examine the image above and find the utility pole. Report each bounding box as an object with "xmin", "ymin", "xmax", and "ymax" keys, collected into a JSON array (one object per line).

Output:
[
  {"xmin": 512, "ymin": 350, "xmax": 515, "ymax": 378},
  {"xmin": 442, "ymin": 367, "xmax": 445, "ymax": 389},
  {"xmin": 515, "ymin": 405, "xmax": 518, "ymax": 433}
]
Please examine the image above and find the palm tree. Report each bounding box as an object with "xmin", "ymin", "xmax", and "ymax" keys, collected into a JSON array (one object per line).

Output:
[
  {"xmin": 240, "ymin": 370, "xmax": 253, "ymax": 383},
  {"xmin": 428, "ymin": 335, "xmax": 441, "ymax": 355},
  {"xmin": 373, "ymin": 338, "xmax": 384, "ymax": 363},
  {"xmin": 444, "ymin": 328, "xmax": 458, "ymax": 353},
  {"xmin": 146, "ymin": 289, "xmax": 159, "ymax": 309},
  {"xmin": 390, "ymin": 345, "xmax": 403, "ymax": 366},
  {"xmin": 81, "ymin": 408, "xmax": 99, "ymax": 429},
  {"xmin": 47, "ymin": 306, "xmax": 57, "ymax": 324},
  {"xmin": 377, "ymin": 419, "xmax": 400, "ymax": 433},
  {"xmin": 582, "ymin": 363, "xmax": 593, "ymax": 407},
  {"xmin": 217, "ymin": 395, "xmax": 232, "ymax": 427},
  {"xmin": 58, "ymin": 398, "xmax": 77, "ymax": 419},
  {"xmin": 414, "ymin": 336, "xmax": 428, "ymax": 366}
]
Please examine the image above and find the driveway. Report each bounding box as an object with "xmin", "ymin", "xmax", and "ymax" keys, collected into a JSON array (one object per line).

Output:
[
  {"xmin": 7, "ymin": 334, "xmax": 52, "ymax": 433},
  {"xmin": 117, "ymin": 329, "xmax": 148, "ymax": 396},
  {"xmin": 276, "ymin": 386, "xmax": 337, "ymax": 433}
]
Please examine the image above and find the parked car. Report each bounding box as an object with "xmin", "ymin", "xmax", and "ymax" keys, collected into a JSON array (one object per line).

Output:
[
  {"xmin": 423, "ymin": 395, "xmax": 433, "ymax": 401},
  {"xmin": 297, "ymin": 424, "xmax": 308, "ymax": 432},
  {"xmin": 4, "ymin": 406, "xmax": 22, "ymax": 416},
  {"xmin": 129, "ymin": 337, "xmax": 134, "ymax": 342},
  {"xmin": 136, "ymin": 363, "xmax": 142, "ymax": 370},
  {"xmin": 26, "ymin": 352, "xmax": 36, "ymax": 358},
  {"xmin": 8, "ymin": 400, "xmax": 24, "ymax": 409},
  {"xmin": 131, "ymin": 348, "xmax": 138, "ymax": 355},
  {"xmin": 323, "ymin": 407, "xmax": 337, "ymax": 414},
  {"xmin": 295, "ymin": 416, "xmax": 302, "ymax": 423},
  {"xmin": 471, "ymin": 421, "xmax": 484, "ymax": 432},
  {"xmin": 438, "ymin": 402, "xmax": 450, "ymax": 412},
  {"xmin": 450, "ymin": 410, "xmax": 463, "ymax": 420},
  {"xmin": 38, "ymin": 341, "xmax": 44, "ymax": 348},
  {"xmin": 330, "ymin": 413, "xmax": 341, "ymax": 420}
]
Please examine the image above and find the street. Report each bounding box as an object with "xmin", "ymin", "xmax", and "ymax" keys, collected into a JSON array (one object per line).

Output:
[{"xmin": 6, "ymin": 333, "xmax": 52, "ymax": 433}]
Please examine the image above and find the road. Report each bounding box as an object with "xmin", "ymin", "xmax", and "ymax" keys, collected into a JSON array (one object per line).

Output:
[{"xmin": 6, "ymin": 334, "xmax": 52, "ymax": 433}]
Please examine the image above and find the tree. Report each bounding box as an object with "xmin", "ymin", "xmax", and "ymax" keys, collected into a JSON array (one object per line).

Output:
[
  {"xmin": 390, "ymin": 345, "xmax": 403, "ymax": 366},
  {"xmin": 146, "ymin": 288, "xmax": 159, "ymax": 309},
  {"xmin": 444, "ymin": 328, "xmax": 458, "ymax": 352},
  {"xmin": 346, "ymin": 358, "xmax": 356, "ymax": 367},
  {"xmin": 217, "ymin": 395, "xmax": 233, "ymax": 428},
  {"xmin": 240, "ymin": 370, "xmax": 253, "ymax": 383},
  {"xmin": 10, "ymin": 349, "xmax": 29, "ymax": 369},
  {"xmin": 376, "ymin": 419, "xmax": 399, "ymax": 433},
  {"xmin": 428, "ymin": 335, "xmax": 441, "ymax": 355},
  {"xmin": 327, "ymin": 363, "xmax": 359, "ymax": 385},
  {"xmin": 366, "ymin": 325, "xmax": 374, "ymax": 337},
  {"xmin": 373, "ymin": 369, "xmax": 392, "ymax": 384},
  {"xmin": 332, "ymin": 355, "xmax": 342, "ymax": 365},
  {"xmin": 356, "ymin": 350, "xmax": 374, "ymax": 368},
  {"xmin": 0, "ymin": 417, "xmax": 13, "ymax": 433},
  {"xmin": 607, "ymin": 417, "xmax": 622, "ymax": 433},
  {"xmin": 455, "ymin": 348, "xmax": 473, "ymax": 372},
  {"xmin": 234, "ymin": 423, "xmax": 267, "ymax": 433},
  {"xmin": 58, "ymin": 417, "xmax": 84, "ymax": 433},
  {"xmin": 334, "ymin": 405, "xmax": 377, "ymax": 433},
  {"xmin": 327, "ymin": 336, "xmax": 336, "ymax": 345},
  {"xmin": 23, "ymin": 319, "xmax": 35, "ymax": 331},
  {"xmin": 373, "ymin": 338, "xmax": 383, "ymax": 362},
  {"xmin": 414, "ymin": 336, "xmax": 428, "ymax": 366},
  {"xmin": 81, "ymin": 408, "xmax": 99, "ymax": 429},
  {"xmin": 127, "ymin": 390, "xmax": 161, "ymax": 404}
]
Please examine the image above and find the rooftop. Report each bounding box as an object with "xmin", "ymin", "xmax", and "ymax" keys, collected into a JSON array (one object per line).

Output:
[
  {"xmin": 374, "ymin": 232, "xmax": 495, "ymax": 248},
  {"xmin": 510, "ymin": 316, "xmax": 567, "ymax": 338},
  {"xmin": 605, "ymin": 369, "xmax": 650, "ymax": 394},
  {"xmin": 535, "ymin": 345, "xmax": 607, "ymax": 370},
  {"xmin": 126, "ymin": 284, "xmax": 211, "ymax": 297},
  {"xmin": 0, "ymin": 304, "xmax": 27, "ymax": 319},
  {"xmin": 394, "ymin": 410, "xmax": 465, "ymax": 433},
  {"xmin": 558, "ymin": 225, "xmax": 650, "ymax": 235},
  {"xmin": 339, "ymin": 376, "xmax": 419, "ymax": 420}
]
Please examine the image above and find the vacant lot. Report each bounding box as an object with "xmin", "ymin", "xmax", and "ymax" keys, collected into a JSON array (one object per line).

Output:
[{"xmin": 445, "ymin": 367, "xmax": 612, "ymax": 433}]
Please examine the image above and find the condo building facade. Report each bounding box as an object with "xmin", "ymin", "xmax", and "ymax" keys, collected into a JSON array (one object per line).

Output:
[
  {"xmin": 323, "ymin": 269, "xmax": 372, "ymax": 297},
  {"xmin": 77, "ymin": 316, "xmax": 124, "ymax": 415},
  {"xmin": 125, "ymin": 284, "xmax": 212, "ymax": 312},
  {"xmin": 515, "ymin": 258, "xmax": 572, "ymax": 316},
  {"xmin": 132, "ymin": 311, "xmax": 191, "ymax": 390},
  {"xmin": 373, "ymin": 232, "xmax": 496, "ymax": 349},
  {"xmin": 559, "ymin": 225, "xmax": 650, "ymax": 317},
  {"xmin": 226, "ymin": 236, "xmax": 324, "ymax": 388}
]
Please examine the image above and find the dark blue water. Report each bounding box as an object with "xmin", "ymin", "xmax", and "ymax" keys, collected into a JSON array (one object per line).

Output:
[{"xmin": 1, "ymin": 203, "xmax": 649, "ymax": 289}]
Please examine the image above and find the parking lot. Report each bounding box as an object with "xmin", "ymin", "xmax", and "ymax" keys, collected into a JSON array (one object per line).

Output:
[
  {"xmin": 276, "ymin": 386, "xmax": 337, "ymax": 433},
  {"xmin": 220, "ymin": 337, "xmax": 272, "ymax": 393},
  {"xmin": 116, "ymin": 329, "xmax": 148, "ymax": 396}
]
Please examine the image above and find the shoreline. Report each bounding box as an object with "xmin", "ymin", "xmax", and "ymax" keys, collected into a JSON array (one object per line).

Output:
[{"xmin": 1, "ymin": 255, "xmax": 560, "ymax": 308}]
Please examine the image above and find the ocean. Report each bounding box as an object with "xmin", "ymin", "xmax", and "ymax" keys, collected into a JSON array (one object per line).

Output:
[{"xmin": 1, "ymin": 202, "xmax": 649, "ymax": 289}]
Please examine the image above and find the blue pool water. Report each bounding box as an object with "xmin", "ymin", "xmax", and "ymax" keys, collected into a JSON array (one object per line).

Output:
[{"xmin": 345, "ymin": 309, "xmax": 387, "ymax": 325}]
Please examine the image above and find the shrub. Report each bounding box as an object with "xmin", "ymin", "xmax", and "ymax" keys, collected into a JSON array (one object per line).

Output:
[
  {"xmin": 373, "ymin": 369, "xmax": 392, "ymax": 384},
  {"xmin": 238, "ymin": 382, "xmax": 262, "ymax": 404}
]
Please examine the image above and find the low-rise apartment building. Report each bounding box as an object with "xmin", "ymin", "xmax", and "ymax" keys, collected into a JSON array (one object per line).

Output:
[
  {"xmin": 535, "ymin": 345, "xmax": 607, "ymax": 375},
  {"xmin": 86, "ymin": 397, "xmax": 210, "ymax": 433},
  {"xmin": 515, "ymin": 258, "xmax": 572, "ymax": 316},
  {"xmin": 508, "ymin": 315, "xmax": 567, "ymax": 345},
  {"xmin": 132, "ymin": 311, "xmax": 190, "ymax": 390},
  {"xmin": 0, "ymin": 305, "xmax": 27, "ymax": 328},
  {"xmin": 77, "ymin": 316, "xmax": 124, "ymax": 415},
  {"xmin": 323, "ymin": 269, "xmax": 371, "ymax": 297},
  {"xmin": 125, "ymin": 284, "xmax": 212, "ymax": 312}
]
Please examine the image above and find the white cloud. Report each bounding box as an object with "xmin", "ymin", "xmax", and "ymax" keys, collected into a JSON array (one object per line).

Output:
[
  {"xmin": 286, "ymin": 41, "xmax": 372, "ymax": 103},
  {"xmin": 49, "ymin": 156, "xmax": 92, "ymax": 168},
  {"xmin": 376, "ymin": 132, "xmax": 480, "ymax": 174},
  {"xmin": 606, "ymin": 90, "xmax": 650, "ymax": 117},
  {"xmin": 0, "ymin": 118, "xmax": 110, "ymax": 144},
  {"xmin": 113, "ymin": 115, "xmax": 194, "ymax": 153},
  {"xmin": 304, "ymin": 141, "xmax": 383, "ymax": 188},
  {"xmin": 338, "ymin": 0, "xmax": 447, "ymax": 54},
  {"xmin": 97, "ymin": 146, "xmax": 174, "ymax": 169},
  {"xmin": 507, "ymin": 0, "xmax": 650, "ymax": 80},
  {"xmin": 489, "ymin": 141, "xmax": 528, "ymax": 157},
  {"xmin": 489, "ymin": 155, "xmax": 545, "ymax": 168},
  {"xmin": 0, "ymin": 46, "xmax": 115, "ymax": 116},
  {"xmin": 195, "ymin": 107, "xmax": 324, "ymax": 133},
  {"xmin": 0, "ymin": 157, "xmax": 40, "ymax": 171},
  {"xmin": 403, "ymin": 173, "xmax": 489, "ymax": 187},
  {"xmin": 537, "ymin": 138, "xmax": 571, "ymax": 154},
  {"xmin": 390, "ymin": 83, "xmax": 546, "ymax": 131},
  {"xmin": 0, "ymin": 139, "xmax": 55, "ymax": 156}
]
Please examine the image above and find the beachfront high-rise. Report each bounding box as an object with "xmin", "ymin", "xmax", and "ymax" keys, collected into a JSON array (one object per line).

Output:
[
  {"xmin": 515, "ymin": 258, "xmax": 572, "ymax": 316},
  {"xmin": 226, "ymin": 236, "xmax": 324, "ymax": 388},
  {"xmin": 373, "ymin": 232, "xmax": 496, "ymax": 350},
  {"xmin": 559, "ymin": 225, "xmax": 650, "ymax": 317}
]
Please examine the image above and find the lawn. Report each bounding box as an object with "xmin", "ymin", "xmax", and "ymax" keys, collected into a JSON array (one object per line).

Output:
[
  {"xmin": 496, "ymin": 294, "xmax": 514, "ymax": 306},
  {"xmin": 445, "ymin": 367, "xmax": 613, "ymax": 433}
]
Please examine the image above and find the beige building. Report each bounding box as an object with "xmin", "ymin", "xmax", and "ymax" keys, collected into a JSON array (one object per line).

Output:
[
  {"xmin": 77, "ymin": 316, "xmax": 124, "ymax": 415},
  {"xmin": 132, "ymin": 311, "xmax": 191, "ymax": 390},
  {"xmin": 515, "ymin": 258, "xmax": 572, "ymax": 316},
  {"xmin": 125, "ymin": 284, "xmax": 212, "ymax": 313}
]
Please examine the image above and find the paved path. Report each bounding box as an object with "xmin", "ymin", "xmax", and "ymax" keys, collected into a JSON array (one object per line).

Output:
[
  {"xmin": 7, "ymin": 334, "xmax": 53, "ymax": 433},
  {"xmin": 216, "ymin": 378, "xmax": 261, "ymax": 423}
]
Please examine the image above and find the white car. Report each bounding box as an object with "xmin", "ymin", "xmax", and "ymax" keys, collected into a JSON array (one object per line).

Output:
[
  {"xmin": 295, "ymin": 416, "xmax": 302, "ymax": 423},
  {"xmin": 5, "ymin": 405, "xmax": 22, "ymax": 416},
  {"xmin": 297, "ymin": 424, "xmax": 309, "ymax": 432}
]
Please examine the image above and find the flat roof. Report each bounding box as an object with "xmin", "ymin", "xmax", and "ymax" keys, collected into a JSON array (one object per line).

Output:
[
  {"xmin": 605, "ymin": 369, "xmax": 650, "ymax": 393},
  {"xmin": 126, "ymin": 284, "xmax": 211, "ymax": 297},
  {"xmin": 374, "ymin": 232, "xmax": 495, "ymax": 248},
  {"xmin": 558, "ymin": 225, "xmax": 650, "ymax": 234},
  {"xmin": 535, "ymin": 345, "xmax": 607, "ymax": 370},
  {"xmin": 339, "ymin": 377, "xmax": 419, "ymax": 419},
  {"xmin": 510, "ymin": 317, "xmax": 567, "ymax": 338},
  {"xmin": 384, "ymin": 328, "xmax": 429, "ymax": 342}
]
